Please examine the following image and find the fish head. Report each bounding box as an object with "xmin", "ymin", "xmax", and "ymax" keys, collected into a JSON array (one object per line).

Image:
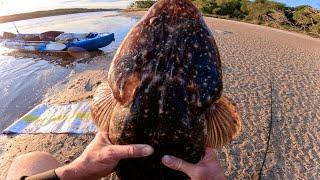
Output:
[{"xmin": 108, "ymin": 0, "xmax": 222, "ymax": 107}]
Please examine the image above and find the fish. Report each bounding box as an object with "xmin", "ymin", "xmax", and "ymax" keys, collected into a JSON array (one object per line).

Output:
[{"xmin": 90, "ymin": 0, "xmax": 241, "ymax": 179}]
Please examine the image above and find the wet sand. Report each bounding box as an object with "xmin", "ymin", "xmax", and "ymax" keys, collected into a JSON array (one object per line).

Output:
[
  {"xmin": 43, "ymin": 52, "xmax": 114, "ymax": 104},
  {"xmin": 1, "ymin": 12, "xmax": 320, "ymax": 179}
]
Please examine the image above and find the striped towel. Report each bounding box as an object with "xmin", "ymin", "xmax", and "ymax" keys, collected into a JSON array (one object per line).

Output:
[{"xmin": 3, "ymin": 101, "xmax": 97, "ymax": 134}]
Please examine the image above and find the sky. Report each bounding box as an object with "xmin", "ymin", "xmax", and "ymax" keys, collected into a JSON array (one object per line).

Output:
[
  {"xmin": 275, "ymin": 0, "xmax": 320, "ymax": 9},
  {"xmin": 0, "ymin": 0, "xmax": 319, "ymax": 16},
  {"xmin": 0, "ymin": 0, "xmax": 132, "ymax": 16}
]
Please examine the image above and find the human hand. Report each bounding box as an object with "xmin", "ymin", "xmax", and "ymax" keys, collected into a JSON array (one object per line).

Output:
[
  {"xmin": 55, "ymin": 131, "xmax": 154, "ymax": 180},
  {"xmin": 162, "ymin": 148, "xmax": 226, "ymax": 180}
]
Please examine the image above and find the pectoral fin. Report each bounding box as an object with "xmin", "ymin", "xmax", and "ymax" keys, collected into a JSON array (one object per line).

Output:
[
  {"xmin": 205, "ymin": 96, "xmax": 242, "ymax": 148},
  {"xmin": 90, "ymin": 83, "xmax": 117, "ymax": 132}
]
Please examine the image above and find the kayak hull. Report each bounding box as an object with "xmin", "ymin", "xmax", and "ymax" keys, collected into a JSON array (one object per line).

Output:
[{"xmin": 65, "ymin": 33, "xmax": 115, "ymax": 51}]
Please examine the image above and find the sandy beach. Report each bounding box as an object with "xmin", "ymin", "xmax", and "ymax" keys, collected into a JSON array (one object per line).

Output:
[{"xmin": 1, "ymin": 11, "xmax": 320, "ymax": 179}]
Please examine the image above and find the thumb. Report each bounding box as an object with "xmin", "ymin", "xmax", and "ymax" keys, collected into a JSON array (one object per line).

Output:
[
  {"xmin": 106, "ymin": 144, "xmax": 154, "ymax": 161},
  {"xmin": 162, "ymin": 155, "xmax": 196, "ymax": 176}
]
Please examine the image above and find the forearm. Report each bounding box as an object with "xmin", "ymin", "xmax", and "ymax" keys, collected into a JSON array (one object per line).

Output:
[{"xmin": 23, "ymin": 169, "xmax": 60, "ymax": 180}]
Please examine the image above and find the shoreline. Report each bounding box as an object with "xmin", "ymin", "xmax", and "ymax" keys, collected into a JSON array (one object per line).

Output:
[
  {"xmin": 123, "ymin": 9, "xmax": 320, "ymax": 39},
  {"xmin": 0, "ymin": 8, "xmax": 120, "ymax": 24}
]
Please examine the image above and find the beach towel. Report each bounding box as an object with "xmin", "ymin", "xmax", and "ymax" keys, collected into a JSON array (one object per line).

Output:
[{"xmin": 3, "ymin": 101, "xmax": 97, "ymax": 134}]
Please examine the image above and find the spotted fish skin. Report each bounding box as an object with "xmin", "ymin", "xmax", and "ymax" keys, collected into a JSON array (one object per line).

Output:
[{"xmin": 106, "ymin": 0, "xmax": 223, "ymax": 179}]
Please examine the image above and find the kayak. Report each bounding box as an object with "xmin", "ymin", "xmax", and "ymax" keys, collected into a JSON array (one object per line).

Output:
[
  {"xmin": 65, "ymin": 33, "xmax": 115, "ymax": 51},
  {"xmin": 2, "ymin": 32, "xmax": 115, "ymax": 52}
]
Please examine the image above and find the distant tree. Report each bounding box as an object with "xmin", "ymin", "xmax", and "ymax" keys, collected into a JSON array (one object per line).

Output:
[
  {"xmin": 216, "ymin": 0, "xmax": 228, "ymax": 6},
  {"xmin": 192, "ymin": 0, "xmax": 218, "ymax": 14},
  {"xmin": 254, "ymin": 0, "xmax": 267, "ymax": 3},
  {"xmin": 240, "ymin": 0, "xmax": 250, "ymax": 14},
  {"xmin": 129, "ymin": 0, "xmax": 155, "ymax": 9}
]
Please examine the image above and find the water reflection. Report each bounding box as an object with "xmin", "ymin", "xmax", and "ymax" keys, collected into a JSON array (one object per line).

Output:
[
  {"xmin": 4, "ymin": 49, "xmax": 105, "ymax": 67},
  {"xmin": 0, "ymin": 44, "xmax": 9, "ymax": 55}
]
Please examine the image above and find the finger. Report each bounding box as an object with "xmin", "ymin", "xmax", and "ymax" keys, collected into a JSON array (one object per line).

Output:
[
  {"xmin": 162, "ymin": 155, "xmax": 195, "ymax": 174},
  {"xmin": 106, "ymin": 144, "xmax": 154, "ymax": 161}
]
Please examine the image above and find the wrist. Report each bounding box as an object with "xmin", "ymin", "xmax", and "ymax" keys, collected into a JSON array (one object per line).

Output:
[
  {"xmin": 55, "ymin": 163, "xmax": 76, "ymax": 180},
  {"xmin": 56, "ymin": 158, "xmax": 102, "ymax": 180},
  {"xmin": 55, "ymin": 160, "xmax": 86, "ymax": 180}
]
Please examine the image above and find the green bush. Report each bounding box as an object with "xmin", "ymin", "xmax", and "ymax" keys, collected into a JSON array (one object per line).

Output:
[
  {"xmin": 246, "ymin": 1, "xmax": 286, "ymax": 22},
  {"xmin": 246, "ymin": 2, "xmax": 269, "ymax": 22},
  {"xmin": 292, "ymin": 6, "xmax": 319, "ymax": 31},
  {"xmin": 216, "ymin": 0, "xmax": 246, "ymax": 18},
  {"xmin": 310, "ymin": 24, "xmax": 320, "ymax": 34}
]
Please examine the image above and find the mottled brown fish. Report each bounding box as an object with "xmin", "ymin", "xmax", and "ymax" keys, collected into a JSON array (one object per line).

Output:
[{"xmin": 91, "ymin": 0, "xmax": 241, "ymax": 179}]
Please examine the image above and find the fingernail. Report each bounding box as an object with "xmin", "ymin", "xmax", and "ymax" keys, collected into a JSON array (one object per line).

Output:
[
  {"xmin": 141, "ymin": 145, "xmax": 153, "ymax": 156},
  {"xmin": 162, "ymin": 155, "xmax": 173, "ymax": 165}
]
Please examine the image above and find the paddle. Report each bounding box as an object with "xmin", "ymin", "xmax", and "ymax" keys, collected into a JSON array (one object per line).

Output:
[
  {"xmin": 6, "ymin": 24, "xmax": 66, "ymax": 51},
  {"xmin": 4, "ymin": 40, "xmax": 66, "ymax": 51},
  {"xmin": 45, "ymin": 42, "xmax": 66, "ymax": 51}
]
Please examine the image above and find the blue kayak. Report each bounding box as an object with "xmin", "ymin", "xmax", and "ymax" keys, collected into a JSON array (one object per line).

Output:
[
  {"xmin": 1, "ymin": 32, "xmax": 115, "ymax": 52},
  {"xmin": 65, "ymin": 33, "xmax": 115, "ymax": 51}
]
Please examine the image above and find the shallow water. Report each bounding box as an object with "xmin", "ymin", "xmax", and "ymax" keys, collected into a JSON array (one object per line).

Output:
[{"xmin": 0, "ymin": 11, "xmax": 139, "ymax": 130}]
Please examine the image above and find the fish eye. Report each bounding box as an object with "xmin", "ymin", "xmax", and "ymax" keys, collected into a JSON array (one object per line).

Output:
[{"xmin": 149, "ymin": 17, "xmax": 160, "ymax": 26}]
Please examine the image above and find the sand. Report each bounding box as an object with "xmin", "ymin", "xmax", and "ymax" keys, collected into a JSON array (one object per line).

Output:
[{"xmin": 1, "ymin": 12, "xmax": 320, "ymax": 179}]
